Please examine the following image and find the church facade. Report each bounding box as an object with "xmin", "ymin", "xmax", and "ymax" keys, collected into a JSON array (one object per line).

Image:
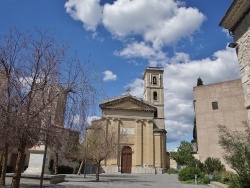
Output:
[{"xmin": 98, "ymin": 67, "xmax": 167, "ymax": 174}]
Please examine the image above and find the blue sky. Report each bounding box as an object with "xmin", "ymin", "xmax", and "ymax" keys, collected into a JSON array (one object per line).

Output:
[{"xmin": 0, "ymin": 0, "xmax": 238, "ymax": 151}]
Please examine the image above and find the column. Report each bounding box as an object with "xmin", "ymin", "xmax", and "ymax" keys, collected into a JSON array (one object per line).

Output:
[{"xmin": 146, "ymin": 120, "xmax": 154, "ymax": 167}]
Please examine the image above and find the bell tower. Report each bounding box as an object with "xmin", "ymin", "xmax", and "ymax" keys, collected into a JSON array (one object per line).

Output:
[{"xmin": 143, "ymin": 67, "xmax": 165, "ymax": 129}]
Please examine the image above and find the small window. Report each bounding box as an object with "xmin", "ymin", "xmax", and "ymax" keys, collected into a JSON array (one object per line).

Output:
[
  {"xmin": 153, "ymin": 91, "xmax": 157, "ymax": 100},
  {"xmin": 212, "ymin": 101, "xmax": 218, "ymax": 110},
  {"xmin": 154, "ymin": 109, "xmax": 158, "ymax": 118},
  {"xmin": 152, "ymin": 76, "xmax": 157, "ymax": 84}
]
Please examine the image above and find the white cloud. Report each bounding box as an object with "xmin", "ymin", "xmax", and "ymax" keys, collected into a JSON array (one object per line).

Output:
[
  {"xmin": 103, "ymin": 70, "xmax": 117, "ymax": 81},
  {"xmin": 102, "ymin": 0, "xmax": 177, "ymax": 36},
  {"xmin": 222, "ymin": 28, "xmax": 231, "ymax": 38},
  {"xmin": 65, "ymin": 0, "xmax": 205, "ymax": 49},
  {"xmin": 115, "ymin": 42, "xmax": 167, "ymax": 60},
  {"xmin": 125, "ymin": 78, "xmax": 143, "ymax": 98},
  {"xmin": 144, "ymin": 7, "xmax": 205, "ymax": 49},
  {"xmin": 125, "ymin": 46, "xmax": 240, "ymax": 146},
  {"xmin": 87, "ymin": 116, "xmax": 100, "ymax": 125},
  {"xmin": 65, "ymin": 0, "xmax": 102, "ymax": 31},
  {"xmin": 164, "ymin": 47, "xmax": 239, "ymax": 143}
]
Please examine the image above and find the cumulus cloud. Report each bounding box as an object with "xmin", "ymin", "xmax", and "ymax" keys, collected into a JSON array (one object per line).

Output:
[
  {"xmin": 65, "ymin": 0, "xmax": 205, "ymax": 49},
  {"xmin": 87, "ymin": 116, "xmax": 100, "ymax": 125},
  {"xmin": 125, "ymin": 46, "xmax": 239, "ymax": 145},
  {"xmin": 102, "ymin": 0, "xmax": 177, "ymax": 36},
  {"xmin": 65, "ymin": 0, "xmax": 102, "ymax": 31},
  {"xmin": 103, "ymin": 70, "xmax": 117, "ymax": 81},
  {"xmin": 165, "ymin": 47, "xmax": 239, "ymax": 143},
  {"xmin": 125, "ymin": 78, "xmax": 144, "ymax": 98},
  {"xmin": 115, "ymin": 42, "xmax": 167, "ymax": 61}
]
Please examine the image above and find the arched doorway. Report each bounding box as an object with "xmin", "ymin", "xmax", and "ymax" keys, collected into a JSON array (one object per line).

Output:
[{"xmin": 121, "ymin": 146, "xmax": 132, "ymax": 173}]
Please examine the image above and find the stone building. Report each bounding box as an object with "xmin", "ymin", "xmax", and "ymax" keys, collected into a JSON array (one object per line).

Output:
[
  {"xmin": 0, "ymin": 79, "xmax": 77, "ymax": 174},
  {"xmin": 193, "ymin": 79, "xmax": 248, "ymax": 170},
  {"xmin": 219, "ymin": 0, "xmax": 250, "ymax": 121},
  {"xmin": 97, "ymin": 67, "xmax": 167, "ymax": 174}
]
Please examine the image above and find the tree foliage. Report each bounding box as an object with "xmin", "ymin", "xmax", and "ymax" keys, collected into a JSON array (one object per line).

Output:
[
  {"xmin": 192, "ymin": 117, "xmax": 197, "ymax": 142},
  {"xmin": 197, "ymin": 77, "xmax": 203, "ymax": 86},
  {"xmin": 170, "ymin": 141, "xmax": 196, "ymax": 166},
  {"xmin": 203, "ymin": 157, "xmax": 225, "ymax": 174},
  {"xmin": 218, "ymin": 124, "xmax": 250, "ymax": 188}
]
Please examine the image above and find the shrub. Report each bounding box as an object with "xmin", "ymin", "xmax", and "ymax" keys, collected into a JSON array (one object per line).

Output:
[
  {"xmin": 203, "ymin": 157, "xmax": 225, "ymax": 174},
  {"xmin": 6, "ymin": 165, "xmax": 14, "ymax": 173},
  {"xmin": 57, "ymin": 165, "xmax": 73, "ymax": 174},
  {"xmin": 178, "ymin": 167, "xmax": 201, "ymax": 181},
  {"xmin": 221, "ymin": 171, "xmax": 236, "ymax": 184},
  {"xmin": 196, "ymin": 160, "xmax": 204, "ymax": 172},
  {"xmin": 200, "ymin": 175, "xmax": 210, "ymax": 184},
  {"xmin": 228, "ymin": 175, "xmax": 241, "ymax": 188},
  {"xmin": 167, "ymin": 168, "xmax": 178, "ymax": 174}
]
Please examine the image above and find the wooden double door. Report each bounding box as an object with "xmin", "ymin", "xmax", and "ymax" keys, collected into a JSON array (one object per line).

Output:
[{"xmin": 121, "ymin": 146, "xmax": 132, "ymax": 173}]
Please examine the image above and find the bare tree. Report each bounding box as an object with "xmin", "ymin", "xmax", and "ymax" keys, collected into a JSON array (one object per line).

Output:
[
  {"xmin": 0, "ymin": 28, "xmax": 98, "ymax": 188},
  {"xmin": 80, "ymin": 119, "xmax": 126, "ymax": 182}
]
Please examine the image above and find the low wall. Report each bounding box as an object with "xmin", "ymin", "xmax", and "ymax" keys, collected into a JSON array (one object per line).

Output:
[
  {"xmin": 6, "ymin": 173, "xmax": 66, "ymax": 184},
  {"xmin": 210, "ymin": 181, "xmax": 228, "ymax": 188}
]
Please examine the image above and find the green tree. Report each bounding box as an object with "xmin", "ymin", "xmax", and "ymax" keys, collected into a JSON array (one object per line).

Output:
[
  {"xmin": 192, "ymin": 77, "xmax": 203, "ymax": 144},
  {"xmin": 218, "ymin": 124, "xmax": 250, "ymax": 188},
  {"xmin": 192, "ymin": 117, "xmax": 197, "ymax": 142},
  {"xmin": 170, "ymin": 141, "xmax": 196, "ymax": 167},
  {"xmin": 203, "ymin": 157, "xmax": 225, "ymax": 174},
  {"xmin": 197, "ymin": 77, "xmax": 203, "ymax": 86}
]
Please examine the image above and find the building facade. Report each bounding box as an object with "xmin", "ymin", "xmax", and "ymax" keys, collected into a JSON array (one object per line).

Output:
[
  {"xmin": 220, "ymin": 0, "xmax": 250, "ymax": 121},
  {"xmin": 98, "ymin": 67, "xmax": 167, "ymax": 174},
  {"xmin": 193, "ymin": 79, "xmax": 248, "ymax": 170}
]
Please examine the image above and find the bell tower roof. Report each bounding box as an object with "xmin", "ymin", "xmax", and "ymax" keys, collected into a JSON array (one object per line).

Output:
[{"xmin": 142, "ymin": 67, "xmax": 164, "ymax": 80}]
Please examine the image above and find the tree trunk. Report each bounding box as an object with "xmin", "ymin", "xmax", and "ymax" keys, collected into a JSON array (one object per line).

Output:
[
  {"xmin": 54, "ymin": 153, "xmax": 58, "ymax": 175},
  {"xmin": 11, "ymin": 140, "xmax": 26, "ymax": 188},
  {"xmin": 0, "ymin": 143, "xmax": 9, "ymax": 186},
  {"xmin": 96, "ymin": 161, "xmax": 100, "ymax": 182},
  {"xmin": 77, "ymin": 160, "xmax": 84, "ymax": 175}
]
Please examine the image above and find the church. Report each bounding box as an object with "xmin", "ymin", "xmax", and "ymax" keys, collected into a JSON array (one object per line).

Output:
[{"xmin": 97, "ymin": 67, "xmax": 167, "ymax": 174}]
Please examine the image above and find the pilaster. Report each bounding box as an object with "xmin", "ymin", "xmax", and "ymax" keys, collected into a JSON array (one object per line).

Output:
[{"xmin": 135, "ymin": 119, "xmax": 143, "ymax": 166}]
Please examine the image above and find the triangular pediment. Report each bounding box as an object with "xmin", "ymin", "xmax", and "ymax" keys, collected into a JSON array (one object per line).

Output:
[{"xmin": 100, "ymin": 94, "xmax": 156, "ymax": 112}]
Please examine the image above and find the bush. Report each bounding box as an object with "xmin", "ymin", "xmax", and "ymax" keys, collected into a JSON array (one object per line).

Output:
[
  {"xmin": 221, "ymin": 171, "xmax": 235, "ymax": 184},
  {"xmin": 196, "ymin": 160, "xmax": 204, "ymax": 172},
  {"xmin": 6, "ymin": 165, "xmax": 14, "ymax": 173},
  {"xmin": 57, "ymin": 165, "xmax": 73, "ymax": 174},
  {"xmin": 0, "ymin": 165, "xmax": 14, "ymax": 173},
  {"xmin": 178, "ymin": 167, "xmax": 201, "ymax": 181},
  {"xmin": 228, "ymin": 175, "xmax": 241, "ymax": 188},
  {"xmin": 199, "ymin": 175, "xmax": 210, "ymax": 184},
  {"xmin": 167, "ymin": 168, "xmax": 178, "ymax": 174},
  {"xmin": 213, "ymin": 170, "xmax": 222, "ymax": 182},
  {"xmin": 203, "ymin": 157, "xmax": 225, "ymax": 174}
]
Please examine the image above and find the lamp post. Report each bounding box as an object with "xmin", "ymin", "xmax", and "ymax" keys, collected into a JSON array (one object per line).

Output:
[{"xmin": 40, "ymin": 115, "xmax": 51, "ymax": 188}]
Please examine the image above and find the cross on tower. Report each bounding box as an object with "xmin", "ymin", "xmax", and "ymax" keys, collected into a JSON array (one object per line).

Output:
[{"xmin": 126, "ymin": 88, "xmax": 131, "ymax": 94}]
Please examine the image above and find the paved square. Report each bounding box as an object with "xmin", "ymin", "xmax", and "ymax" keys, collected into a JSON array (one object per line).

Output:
[{"xmin": 4, "ymin": 173, "xmax": 209, "ymax": 188}]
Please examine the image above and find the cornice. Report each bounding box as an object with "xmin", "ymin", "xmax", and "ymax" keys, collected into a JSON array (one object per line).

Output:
[
  {"xmin": 219, "ymin": 0, "xmax": 250, "ymax": 32},
  {"xmin": 100, "ymin": 94, "xmax": 156, "ymax": 112}
]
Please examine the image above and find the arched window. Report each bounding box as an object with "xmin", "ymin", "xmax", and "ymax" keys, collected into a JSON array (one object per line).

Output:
[
  {"xmin": 154, "ymin": 109, "xmax": 158, "ymax": 118},
  {"xmin": 153, "ymin": 91, "xmax": 157, "ymax": 100},
  {"xmin": 153, "ymin": 76, "xmax": 157, "ymax": 84}
]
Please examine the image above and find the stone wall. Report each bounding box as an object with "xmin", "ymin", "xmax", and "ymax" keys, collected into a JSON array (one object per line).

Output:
[
  {"xmin": 233, "ymin": 10, "xmax": 250, "ymax": 121},
  {"xmin": 193, "ymin": 79, "xmax": 248, "ymax": 170}
]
